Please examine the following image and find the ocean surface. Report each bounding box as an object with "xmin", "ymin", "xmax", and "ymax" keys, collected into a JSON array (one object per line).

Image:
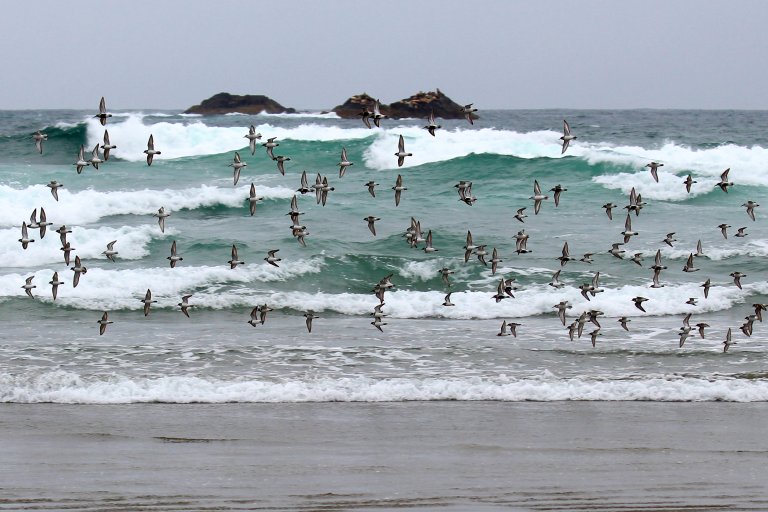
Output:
[{"xmin": 1, "ymin": 108, "xmax": 767, "ymax": 404}]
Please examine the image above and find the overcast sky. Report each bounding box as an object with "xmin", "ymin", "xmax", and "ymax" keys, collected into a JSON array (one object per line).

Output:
[{"xmin": 3, "ymin": 0, "xmax": 767, "ymax": 110}]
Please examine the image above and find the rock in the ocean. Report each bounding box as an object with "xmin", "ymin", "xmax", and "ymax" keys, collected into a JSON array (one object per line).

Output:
[
  {"xmin": 184, "ymin": 93, "xmax": 296, "ymax": 115},
  {"xmin": 332, "ymin": 89, "xmax": 474, "ymax": 120}
]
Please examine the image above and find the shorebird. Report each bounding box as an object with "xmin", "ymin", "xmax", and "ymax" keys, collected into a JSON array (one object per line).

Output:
[
  {"xmin": 560, "ymin": 120, "xmax": 576, "ymax": 154},
  {"xmin": 33, "ymin": 130, "xmax": 47, "ymax": 154},
  {"xmin": 694, "ymin": 240, "xmax": 704, "ymax": 257},
  {"xmin": 589, "ymin": 329, "xmax": 602, "ymax": 347},
  {"xmin": 49, "ymin": 272, "xmax": 64, "ymax": 300},
  {"xmin": 549, "ymin": 269, "xmax": 564, "ymax": 289},
  {"xmin": 423, "ymin": 230, "xmax": 438, "ymax": 253},
  {"xmin": 393, "ymin": 174, "xmax": 406, "ymax": 206},
  {"xmin": 663, "ymin": 232, "xmax": 677, "ymax": 247},
  {"xmin": 567, "ymin": 321, "xmax": 578, "ymax": 340},
  {"xmin": 229, "ymin": 152, "xmax": 247, "ymax": 185},
  {"xmin": 682, "ymin": 253, "xmax": 699, "ymax": 272},
  {"xmin": 491, "ymin": 278, "xmax": 508, "ymax": 303},
  {"xmin": 248, "ymin": 183, "xmax": 263, "ymax": 216},
  {"xmin": 297, "ymin": 171, "xmax": 313, "ymax": 195},
  {"xmin": 686, "ymin": 297, "xmax": 698, "ymax": 306},
  {"xmin": 97, "ymin": 311, "xmax": 113, "ymax": 335},
  {"xmin": 457, "ymin": 182, "xmax": 477, "ymax": 206},
  {"xmin": 496, "ymin": 320, "xmax": 511, "ymax": 337},
  {"xmin": 716, "ymin": 168, "xmax": 733, "ymax": 193},
  {"xmin": 423, "ymin": 110, "xmax": 441, "ymax": 136},
  {"xmin": 475, "ymin": 245, "xmax": 488, "ymax": 265},
  {"xmin": 371, "ymin": 99, "xmax": 387, "ymax": 127},
  {"xmin": 514, "ymin": 207, "xmax": 527, "ymax": 223},
  {"xmin": 461, "ymin": 103, "xmax": 478, "ymax": 124},
  {"xmin": 167, "ymin": 240, "xmax": 183, "ymax": 268},
  {"xmin": 646, "ymin": 162, "xmax": 663, "ymax": 183},
  {"xmin": 262, "ymin": 137, "xmax": 279, "ymax": 159},
  {"xmin": 228, "ymin": 244, "xmax": 244, "ymax": 268},
  {"xmin": 550, "ymin": 184, "xmax": 567, "ymax": 207},
  {"xmin": 621, "ymin": 214, "xmax": 637, "ymax": 243},
  {"xmin": 630, "ymin": 253, "xmax": 643, "ymax": 266},
  {"xmin": 439, "ymin": 267, "xmax": 454, "ymax": 287},
  {"xmin": 46, "ymin": 180, "xmax": 63, "ymax": 201},
  {"xmin": 395, "ymin": 134, "xmax": 412, "ymax": 167},
  {"xmin": 259, "ymin": 304, "xmax": 274, "ymax": 325},
  {"xmin": 56, "ymin": 225, "xmax": 72, "ymax": 246},
  {"xmin": 701, "ymin": 278, "xmax": 711, "ymax": 298},
  {"xmin": 248, "ymin": 306, "xmax": 261, "ymax": 327},
  {"xmin": 101, "ymin": 130, "xmax": 116, "ymax": 160},
  {"xmin": 273, "ymin": 155, "xmax": 290, "ymax": 175},
  {"xmin": 371, "ymin": 317, "xmax": 387, "ymax": 332},
  {"xmin": 21, "ymin": 276, "xmax": 36, "ymax": 298},
  {"xmin": 154, "ymin": 207, "xmax": 170, "ymax": 233},
  {"xmin": 602, "ymin": 202, "xmax": 617, "ymax": 220},
  {"xmin": 338, "ymin": 147, "xmax": 353, "ymax": 177},
  {"xmin": 304, "ymin": 311, "xmax": 319, "ymax": 332},
  {"xmin": 530, "ymin": 179, "xmax": 548, "ymax": 214},
  {"xmin": 554, "ymin": 301, "xmax": 572, "ymax": 325},
  {"xmin": 144, "ymin": 134, "xmax": 161, "ymax": 166},
  {"xmin": 557, "ymin": 242, "xmax": 573, "ymax": 266},
  {"xmin": 139, "ymin": 289, "xmax": 157, "ymax": 316},
  {"xmin": 678, "ymin": 326, "xmax": 692, "ymax": 348},
  {"xmin": 722, "ymin": 328, "xmax": 735, "ymax": 352},
  {"xmin": 633, "ymin": 296, "xmax": 649, "ymax": 312},
  {"xmin": 73, "ymin": 145, "xmax": 90, "ymax": 174},
  {"xmin": 695, "ymin": 322, "xmax": 709, "ymax": 338},
  {"xmin": 754, "ymin": 303, "xmax": 767, "ymax": 322},
  {"xmin": 60, "ymin": 242, "xmax": 74, "ymax": 266},
  {"xmin": 742, "ymin": 201, "xmax": 759, "ymax": 221},
  {"xmin": 264, "ymin": 249, "xmax": 281, "ymax": 267},
  {"xmin": 735, "ymin": 227, "xmax": 748, "ymax": 238},
  {"xmin": 94, "ymin": 97, "xmax": 111, "ymax": 125},
  {"xmin": 102, "ymin": 240, "xmax": 118, "ymax": 262},
  {"xmin": 364, "ymin": 216, "xmax": 380, "ymax": 236},
  {"xmin": 18, "ymin": 222, "xmax": 34, "ymax": 249},
  {"xmin": 608, "ymin": 243, "xmax": 625, "ymax": 259},
  {"xmin": 178, "ymin": 295, "xmax": 194, "ymax": 318},
  {"xmin": 580, "ymin": 253, "xmax": 594, "ymax": 264},
  {"xmin": 365, "ymin": 180, "xmax": 378, "ymax": 198},
  {"xmin": 490, "ymin": 247, "xmax": 502, "ymax": 274},
  {"xmin": 36, "ymin": 208, "xmax": 51, "ymax": 238},
  {"xmin": 730, "ymin": 271, "xmax": 746, "ymax": 289},
  {"xmin": 318, "ymin": 176, "xmax": 334, "ymax": 206},
  {"xmin": 70, "ymin": 256, "xmax": 87, "ymax": 287},
  {"xmin": 618, "ymin": 316, "xmax": 630, "ymax": 331},
  {"xmin": 442, "ymin": 292, "xmax": 455, "ymax": 307},
  {"xmin": 683, "ymin": 174, "xmax": 696, "ymax": 193},
  {"xmin": 245, "ymin": 125, "xmax": 262, "ymax": 155},
  {"xmin": 358, "ymin": 104, "xmax": 373, "ymax": 129},
  {"xmin": 650, "ymin": 249, "xmax": 667, "ymax": 272}
]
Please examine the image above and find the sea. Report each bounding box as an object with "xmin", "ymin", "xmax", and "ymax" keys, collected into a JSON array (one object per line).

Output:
[{"xmin": 1, "ymin": 109, "xmax": 767, "ymax": 510}]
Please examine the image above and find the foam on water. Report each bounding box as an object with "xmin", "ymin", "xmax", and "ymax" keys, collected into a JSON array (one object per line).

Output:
[
  {"xmin": 3, "ymin": 371, "xmax": 767, "ymax": 403},
  {"xmin": 84, "ymin": 115, "xmax": 374, "ymax": 161},
  {"xmin": 0, "ymin": 224, "xmax": 166, "ymax": 267},
  {"xmin": 0, "ymin": 258, "xmax": 326, "ymax": 308},
  {"xmin": 0, "ymin": 184, "xmax": 294, "ymax": 226}
]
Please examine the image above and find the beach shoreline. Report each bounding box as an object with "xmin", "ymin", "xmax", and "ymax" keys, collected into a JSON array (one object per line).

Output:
[{"xmin": 2, "ymin": 401, "xmax": 767, "ymax": 511}]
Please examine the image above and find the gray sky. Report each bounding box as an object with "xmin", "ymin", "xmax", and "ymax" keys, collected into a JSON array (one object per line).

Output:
[{"xmin": 3, "ymin": 0, "xmax": 767, "ymax": 110}]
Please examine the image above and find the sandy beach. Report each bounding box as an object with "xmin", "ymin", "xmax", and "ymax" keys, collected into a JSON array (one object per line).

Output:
[{"xmin": 2, "ymin": 402, "xmax": 767, "ymax": 511}]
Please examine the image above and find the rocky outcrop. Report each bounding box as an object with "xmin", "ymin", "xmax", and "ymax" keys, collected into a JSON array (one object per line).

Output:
[
  {"xmin": 184, "ymin": 93, "xmax": 296, "ymax": 115},
  {"xmin": 331, "ymin": 89, "xmax": 473, "ymax": 120}
]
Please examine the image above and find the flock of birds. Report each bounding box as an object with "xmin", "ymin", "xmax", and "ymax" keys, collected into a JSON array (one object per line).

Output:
[{"xmin": 21, "ymin": 98, "xmax": 763, "ymax": 351}]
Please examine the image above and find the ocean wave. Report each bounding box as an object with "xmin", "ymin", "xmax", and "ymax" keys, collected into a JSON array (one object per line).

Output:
[
  {"xmin": 84, "ymin": 115, "xmax": 374, "ymax": 161},
  {"xmin": 0, "ymin": 184, "xmax": 294, "ymax": 227},
  {"xmin": 0, "ymin": 259, "xmax": 327, "ymax": 308},
  {"xmin": 0, "ymin": 269, "xmax": 759, "ymax": 316},
  {"xmin": 3, "ymin": 372, "xmax": 767, "ymax": 403},
  {"xmin": 0, "ymin": 224, "xmax": 167, "ymax": 267}
]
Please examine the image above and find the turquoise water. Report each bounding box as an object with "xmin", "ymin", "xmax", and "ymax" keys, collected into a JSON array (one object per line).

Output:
[{"xmin": 1, "ymin": 109, "xmax": 767, "ymax": 402}]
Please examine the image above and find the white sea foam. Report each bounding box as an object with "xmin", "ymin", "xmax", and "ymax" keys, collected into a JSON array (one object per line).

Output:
[
  {"xmin": 0, "ymin": 259, "xmax": 326, "ymax": 307},
  {"xmin": 3, "ymin": 372, "xmax": 767, "ymax": 403},
  {"xmin": 84, "ymin": 115, "xmax": 373, "ymax": 161},
  {"xmin": 0, "ymin": 224, "xmax": 166, "ymax": 267},
  {"xmin": 0, "ymin": 184, "xmax": 294, "ymax": 227},
  {"xmin": 2, "ymin": 270, "xmax": 757, "ymax": 316}
]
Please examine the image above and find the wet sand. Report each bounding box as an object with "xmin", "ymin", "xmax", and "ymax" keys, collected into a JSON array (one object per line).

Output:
[{"xmin": 1, "ymin": 402, "xmax": 767, "ymax": 511}]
